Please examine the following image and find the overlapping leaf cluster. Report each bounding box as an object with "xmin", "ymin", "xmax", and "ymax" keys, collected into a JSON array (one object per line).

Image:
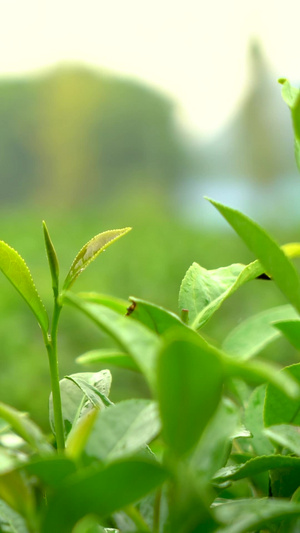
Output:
[{"xmin": 0, "ymin": 79, "xmax": 300, "ymax": 532}]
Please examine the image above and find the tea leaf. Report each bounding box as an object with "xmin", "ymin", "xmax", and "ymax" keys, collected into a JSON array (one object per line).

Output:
[
  {"xmin": 66, "ymin": 408, "xmax": 99, "ymax": 461},
  {"xmin": 0, "ymin": 402, "xmax": 53, "ymax": 455},
  {"xmin": 85, "ymin": 399, "xmax": 161, "ymax": 462},
  {"xmin": 214, "ymin": 498, "xmax": 300, "ymax": 533},
  {"xmin": 273, "ymin": 319, "xmax": 300, "ymax": 350},
  {"xmin": 279, "ymin": 78, "xmax": 300, "ymax": 171},
  {"xmin": 76, "ymin": 349, "xmax": 140, "ymax": 372},
  {"xmin": 0, "ymin": 241, "xmax": 48, "ymax": 333},
  {"xmin": 127, "ymin": 296, "xmax": 183, "ymax": 333},
  {"xmin": 42, "ymin": 459, "xmax": 168, "ymax": 533},
  {"xmin": 265, "ymin": 363, "xmax": 300, "ymax": 426},
  {"xmin": 208, "ymin": 199, "xmax": 300, "ymax": 313},
  {"xmin": 157, "ymin": 328, "xmax": 224, "ymax": 456},
  {"xmin": 214, "ymin": 455, "xmax": 300, "ymax": 483},
  {"xmin": 179, "ymin": 260, "xmax": 266, "ymax": 329},
  {"xmin": 223, "ymin": 305, "xmax": 298, "ymax": 359},
  {"xmin": 264, "ymin": 424, "xmax": 300, "ymax": 456},
  {"xmin": 64, "ymin": 292, "xmax": 160, "ymax": 390},
  {"xmin": 190, "ymin": 399, "xmax": 243, "ymax": 482},
  {"xmin": 63, "ymin": 227, "xmax": 131, "ymax": 290},
  {"xmin": 43, "ymin": 221, "xmax": 59, "ymax": 297},
  {"xmin": 49, "ymin": 370, "xmax": 111, "ymax": 437},
  {"xmin": 24, "ymin": 456, "xmax": 77, "ymax": 487},
  {"xmin": 66, "ymin": 375, "xmax": 113, "ymax": 407},
  {"xmin": 244, "ymin": 385, "xmax": 274, "ymax": 456},
  {"xmin": 78, "ymin": 292, "xmax": 129, "ymax": 314}
]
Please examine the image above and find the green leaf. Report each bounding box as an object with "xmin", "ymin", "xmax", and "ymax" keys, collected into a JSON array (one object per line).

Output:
[
  {"xmin": 273, "ymin": 319, "xmax": 300, "ymax": 350},
  {"xmin": 78, "ymin": 292, "xmax": 129, "ymax": 314},
  {"xmin": 208, "ymin": 199, "xmax": 300, "ymax": 313},
  {"xmin": 279, "ymin": 78, "xmax": 300, "ymax": 171},
  {"xmin": 222, "ymin": 305, "xmax": 298, "ymax": 359},
  {"xmin": 64, "ymin": 292, "xmax": 160, "ymax": 390},
  {"xmin": 157, "ymin": 328, "xmax": 224, "ymax": 456},
  {"xmin": 66, "ymin": 408, "xmax": 99, "ymax": 461},
  {"xmin": 265, "ymin": 363, "xmax": 300, "ymax": 426},
  {"xmin": 49, "ymin": 370, "xmax": 111, "ymax": 437},
  {"xmin": 0, "ymin": 449, "xmax": 21, "ymax": 475},
  {"xmin": 264, "ymin": 425, "xmax": 300, "ymax": 456},
  {"xmin": 72, "ymin": 516, "xmax": 106, "ymax": 533},
  {"xmin": 190, "ymin": 398, "xmax": 243, "ymax": 483},
  {"xmin": 214, "ymin": 498, "xmax": 300, "ymax": 533},
  {"xmin": 43, "ymin": 220, "xmax": 59, "ymax": 298},
  {"xmin": 65, "ymin": 375, "xmax": 113, "ymax": 408},
  {"xmin": 244, "ymin": 385, "xmax": 274, "ymax": 456},
  {"xmin": 0, "ymin": 402, "xmax": 53, "ymax": 455},
  {"xmin": 63, "ymin": 227, "xmax": 131, "ymax": 290},
  {"xmin": 214, "ymin": 454, "xmax": 300, "ymax": 482},
  {"xmin": 42, "ymin": 459, "xmax": 168, "ymax": 533},
  {"xmin": 76, "ymin": 349, "xmax": 140, "ymax": 371},
  {"xmin": 127, "ymin": 296, "xmax": 183, "ymax": 333},
  {"xmin": 178, "ymin": 261, "xmax": 261, "ymax": 329},
  {"xmin": 0, "ymin": 241, "xmax": 48, "ymax": 333},
  {"xmin": 24, "ymin": 455, "xmax": 77, "ymax": 487},
  {"xmin": 85, "ymin": 399, "xmax": 161, "ymax": 462}
]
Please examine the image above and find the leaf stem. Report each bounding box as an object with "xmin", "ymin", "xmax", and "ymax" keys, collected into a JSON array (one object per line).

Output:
[
  {"xmin": 45, "ymin": 300, "xmax": 65, "ymax": 451},
  {"xmin": 124, "ymin": 505, "xmax": 151, "ymax": 532}
]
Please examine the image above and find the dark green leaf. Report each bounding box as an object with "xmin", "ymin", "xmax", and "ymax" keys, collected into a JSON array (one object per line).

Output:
[
  {"xmin": 64, "ymin": 293, "xmax": 160, "ymax": 390},
  {"xmin": 0, "ymin": 241, "xmax": 48, "ymax": 333},
  {"xmin": 24, "ymin": 456, "xmax": 76, "ymax": 487},
  {"xmin": 42, "ymin": 459, "xmax": 168, "ymax": 533},
  {"xmin": 264, "ymin": 424, "xmax": 300, "ymax": 456},
  {"xmin": 43, "ymin": 220, "xmax": 59, "ymax": 297},
  {"xmin": 208, "ymin": 199, "xmax": 300, "ymax": 313},
  {"xmin": 127, "ymin": 296, "xmax": 183, "ymax": 333},
  {"xmin": 213, "ymin": 454, "xmax": 300, "ymax": 482},
  {"xmin": 63, "ymin": 227, "xmax": 131, "ymax": 290},
  {"xmin": 223, "ymin": 305, "xmax": 298, "ymax": 359},
  {"xmin": 273, "ymin": 319, "xmax": 300, "ymax": 349},
  {"xmin": 264, "ymin": 363, "xmax": 300, "ymax": 426},
  {"xmin": 157, "ymin": 328, "xmax": 224, "ymax": 456},
  {"xmin": 85, "ymin": 399, "xmax": 161, "ymax": 462}
]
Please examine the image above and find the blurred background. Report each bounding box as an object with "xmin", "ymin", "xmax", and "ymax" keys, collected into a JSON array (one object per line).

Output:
[{"xmin": 1, "ymin": 0, "xmax": 300, "ymax": 427}]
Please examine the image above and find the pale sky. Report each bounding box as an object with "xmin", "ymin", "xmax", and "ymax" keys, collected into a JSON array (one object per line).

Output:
[{"xmin": 0, "ymin": 0, "xmax": 300, "ymax": 135}]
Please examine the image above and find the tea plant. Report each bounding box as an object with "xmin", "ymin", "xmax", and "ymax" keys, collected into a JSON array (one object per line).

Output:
[{"xmin": 1, "ymin": 79, "xmax": 300, "ymax": 532}]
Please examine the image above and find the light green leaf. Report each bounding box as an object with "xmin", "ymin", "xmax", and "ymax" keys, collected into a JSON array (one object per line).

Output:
[
  {"xmin": 265, "ymin": 363, "xmax": 300, "ymax": 427},
  {"xmin": 179, "ymin": 261, "xmax": 261, "ymax": 329},
  {"xmin": 244, "ymin": 385, "xmax": 274, "ymax": 456},
  {"xmin": 85, "ymin": 399, "xmax": 161, "ymax": 462},
  {"xmin": 0, "ymin": 402, "xmax": 53, "ymax": 455},
  {"xmin": 76, "ymin": 349, "xmax": 140, "ymax": 372},
  {"xmin": 64, "ymin": 292, "xmax": 160, "ymax": 390},
  {"xmin": 264, "ymin": 424, "xmax": 300, "ymax": 456},
  {"xmin": 273, "ymin": 319, "xmax": 300, "ymax": 350},
  {"xmin": 49, "ymin": 370, "xmax": 111, "ymax": 437},
  {"xmin": 24, "ymin": 455, "xmax": 76, "ymax": 487},
  {"xmin": 66, "ymin": 408, "xmax": 99, "ymax": 461},
  {"xmin": 0, "ymin": 499, "xmax": 29, "ymax": 533},
  {"xmin": 43, "ymin": 220, "xmax": 59, "ymax": 297},
  {"xmin": 42, "ymin": 459, "xmax": 168, "ymax": 533},
  {"xmin": 214, "ymin": 454, "xmax": 300, "ymax": 483},
  {"xmin": 279, "ymin": 78, "xmax": 300, "ymax": 171},
  {"xmin": 222, "ymin": 305, "xmax": 298, "ymax": 359},
  {"xmin": 208, "ymin": 199, "xmax": 300, "ymax": 313},
  {"xmin": 0, "ymin": 241, "xmax": 48, "ymax": 333},
  {"xmin": 127, "ymin": 296, "xmax": 183, "ymax": 333},
  {"xmin": 78, "ymin": 292, "xmax": 129, "ymax": 314},
  {"xmin": 63, "ymin": 227, "xmax": 131, "ymax": 290},
  {"xmin": 157, "ymin": 328, "xmax": 224, "ymax": 456},
  {"xmin": 214, "ymin": 498, "xmax": 300, "ymax": 533},
  {"xmin": 66, "ymin": 375, "xmax": 113, "ymax": 407}
]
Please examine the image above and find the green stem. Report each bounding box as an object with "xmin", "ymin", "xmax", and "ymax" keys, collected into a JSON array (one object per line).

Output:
[
  {"xmin": 124, "ymin": 505, "xmax": 150, "ymax": 532},
  {"xmin": 45, "ymin": 301, "xmax": 65, "ymax": 451}
]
